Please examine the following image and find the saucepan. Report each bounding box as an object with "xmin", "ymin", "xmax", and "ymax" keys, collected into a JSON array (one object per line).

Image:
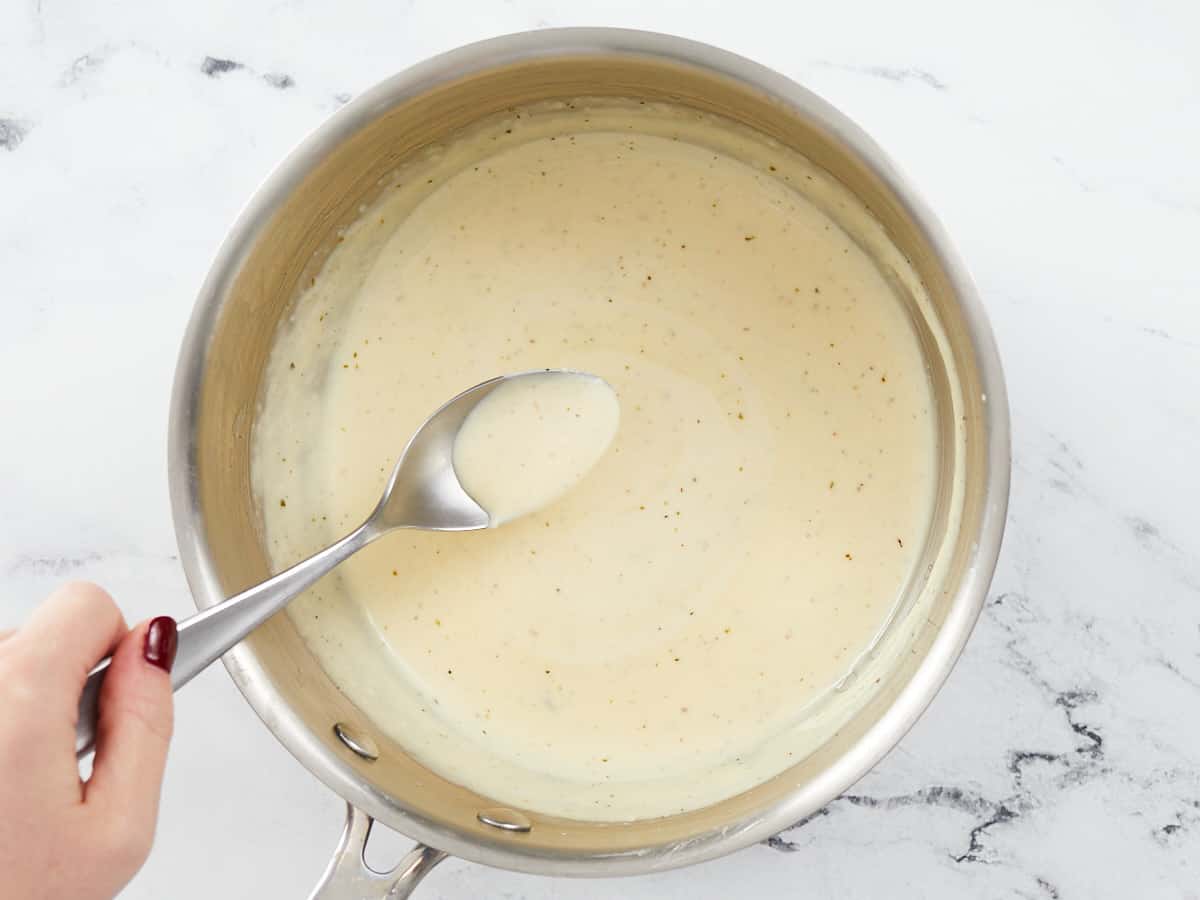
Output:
[{"xmin": 167, "ymin": 28, "xmax": 1009, "ymax": 898}]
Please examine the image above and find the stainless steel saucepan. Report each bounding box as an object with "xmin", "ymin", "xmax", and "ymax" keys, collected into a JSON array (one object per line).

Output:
[{"xmin": 168, "ymin": 28, "xmax": 1009, "ymax": 898}]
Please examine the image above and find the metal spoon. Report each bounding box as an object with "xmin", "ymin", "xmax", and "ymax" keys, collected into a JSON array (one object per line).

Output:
[{"xmin": 75, "ymin": 370, "xmax": 576, "ymax": 757}]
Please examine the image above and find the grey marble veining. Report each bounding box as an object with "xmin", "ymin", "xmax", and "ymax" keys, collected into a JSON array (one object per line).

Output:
[{"xmin": 1, "ymin": 1, "xmax": 1197, "ymax": 897}]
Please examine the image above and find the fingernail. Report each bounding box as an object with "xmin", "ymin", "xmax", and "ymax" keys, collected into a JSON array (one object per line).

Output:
[{"xmin": 144, "ymin": 617, "xmax": 178, "ymax": 673}]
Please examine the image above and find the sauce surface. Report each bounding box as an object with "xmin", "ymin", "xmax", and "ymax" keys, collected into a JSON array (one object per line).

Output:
[
  {"xmin": 453, "ymin": 372, "xmax": 619, "ymax": 526},
  {"xmin": 252, "ymin": 101, "xmax": 938, "ymax": 820}
]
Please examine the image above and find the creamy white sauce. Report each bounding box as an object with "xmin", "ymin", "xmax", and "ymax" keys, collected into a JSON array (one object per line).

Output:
[
  {"xmin": 252, "ymin": 100, "xmax": 940, "ymax": 821},
  {"xmin": 453, "ymin": 372, "xmax": 619, "ymax": 526}
]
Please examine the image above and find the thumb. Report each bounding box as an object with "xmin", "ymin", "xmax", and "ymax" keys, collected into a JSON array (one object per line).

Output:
[{"xmin": 86, "ymin": 617, "xmax": 176, "ymax": 829}]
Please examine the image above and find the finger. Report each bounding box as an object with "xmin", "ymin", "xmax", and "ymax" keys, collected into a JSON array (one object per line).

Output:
[
  {"xmin": 17, "ymin": 582, "xmax": 127, "ymax": 690},
  {"xmin": 0, "ymin": 586, "xmax": 126, "ymax": 803},
  {"xmin": 86, "ymin": 618, "xmax": 176, "ymax": 843},
  {"xmin": 0, "ymin": 628, "xmax": 14, "ymax": 643}
]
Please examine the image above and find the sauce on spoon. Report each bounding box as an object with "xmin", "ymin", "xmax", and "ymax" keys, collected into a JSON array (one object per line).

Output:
[{"xmin": 452, "ymin": 372, "xmax": 620, "ymax": 526}]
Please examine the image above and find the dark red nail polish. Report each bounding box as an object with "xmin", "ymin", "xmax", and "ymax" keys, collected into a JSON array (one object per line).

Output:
[{"xmin": 144, "ymin": 617, "xmax": 178, "ymax": 673}]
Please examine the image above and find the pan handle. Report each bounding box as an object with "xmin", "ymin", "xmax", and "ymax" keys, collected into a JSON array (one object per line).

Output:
[{"xmin": 309, "ymin": 804, "xmax": 446, "ymax": 899}]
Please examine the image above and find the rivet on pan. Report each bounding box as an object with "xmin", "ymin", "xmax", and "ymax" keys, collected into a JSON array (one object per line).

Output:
[
  {"xmin": 333, "ymin": 722, "xmax": 379, "ymax": 761},
  {"xmin": 477, "ymin": 808, "xmax": 533, "ymax": 833}
]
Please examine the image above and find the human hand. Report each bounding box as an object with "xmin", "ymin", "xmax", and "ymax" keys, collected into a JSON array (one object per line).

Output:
[{"xmin": 0, "ymin": 582, "xmax": 177, "ymax": 900}]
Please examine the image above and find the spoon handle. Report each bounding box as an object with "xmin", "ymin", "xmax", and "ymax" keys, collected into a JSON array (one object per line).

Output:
[{"xmin": 75, "ymin": 520, "xmax": 378, "ymax": 758}]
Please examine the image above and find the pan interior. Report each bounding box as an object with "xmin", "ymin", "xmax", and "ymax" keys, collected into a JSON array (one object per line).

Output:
[
  {"xmin": 251, "ymin": 95, "xmax": 945, "ymax": 822},
  {"xmin": 183, "ymin": 50, "xmax": 987, "ymax": 865}
]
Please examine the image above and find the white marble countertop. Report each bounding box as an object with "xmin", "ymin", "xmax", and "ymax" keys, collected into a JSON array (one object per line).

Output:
[{"xmin": 2, "ymin": 1, "xmax": 1198, "ymax": 897}]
